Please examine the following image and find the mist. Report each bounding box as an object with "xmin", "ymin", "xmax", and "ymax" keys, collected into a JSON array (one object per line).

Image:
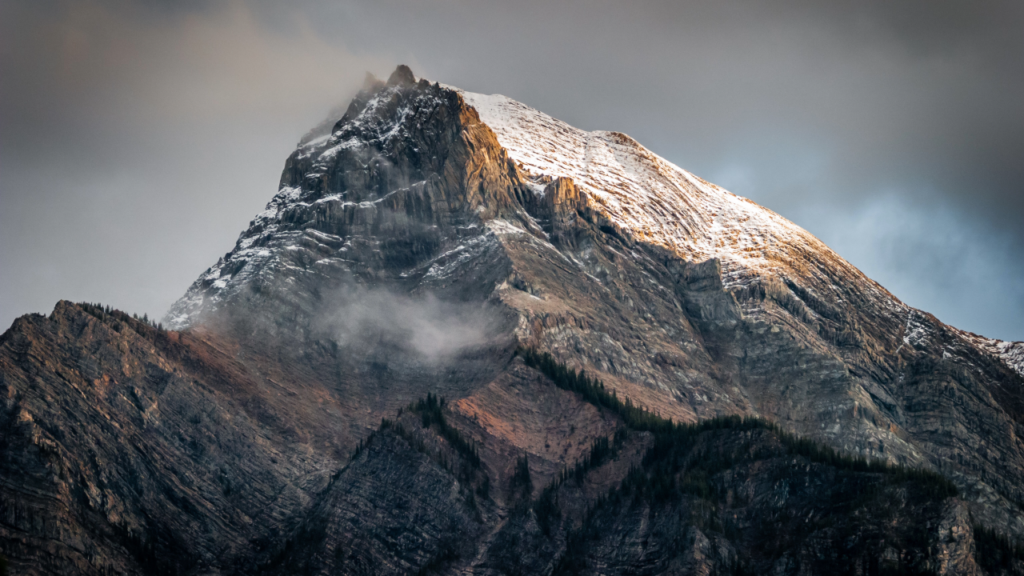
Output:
[{"xmin": 317, "ymin": 288, "xmax": 501, "ymax": 362}]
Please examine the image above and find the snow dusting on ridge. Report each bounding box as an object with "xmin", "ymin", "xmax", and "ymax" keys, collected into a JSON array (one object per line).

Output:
[
  {"xmin": 460, "ymin": 90, "xmax": 853, "ymax": 291},
  {"xmin": 957, "ymin": 330, "xmax": 1024, "ymax": 379},
  {"xmin": 459, "ymin": 90, "xmax": 1024, "ymax": 375}
]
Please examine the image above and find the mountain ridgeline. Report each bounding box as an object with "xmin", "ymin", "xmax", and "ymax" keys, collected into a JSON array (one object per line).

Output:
[{"xmin": 2, "ymin": 65, "xmax": 1023, "ymax": 575}]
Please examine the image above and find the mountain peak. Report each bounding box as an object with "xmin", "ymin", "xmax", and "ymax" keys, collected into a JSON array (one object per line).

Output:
[
  {"xmin": 386, "ymin": 64, "xmax": 417, "ymax": 87},
  {"xmin": 163, "ymin": 72, "xmax": 1024, "ymax": 527}
]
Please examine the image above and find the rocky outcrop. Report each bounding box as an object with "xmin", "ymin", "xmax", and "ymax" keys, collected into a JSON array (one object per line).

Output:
[
  {"xmin": 532, "ymin": 177, "xmax": 588, "ymax": 249},
  {"xmin": 0, "ymin": 302, "xmax": 346, "ymax": 574}
]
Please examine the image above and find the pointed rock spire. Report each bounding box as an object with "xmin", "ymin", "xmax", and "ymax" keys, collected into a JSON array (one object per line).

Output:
[{"xmin": 386, "ymin": 64, "xmax": 416, "ymax": 87}]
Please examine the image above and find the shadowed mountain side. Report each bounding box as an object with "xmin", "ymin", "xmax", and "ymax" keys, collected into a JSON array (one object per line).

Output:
[
  {"xmin": 0, "ymin": 301, "xmax": 508, "ymax": 574},
  {"xmin": 268, "ymin": 359, "xmax": 994, "ymax": 575}
]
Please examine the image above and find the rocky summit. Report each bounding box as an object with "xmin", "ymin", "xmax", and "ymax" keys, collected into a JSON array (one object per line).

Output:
[{"xmin": 2, "ymin": 65, "xmax": 1023, "ymax": 575}]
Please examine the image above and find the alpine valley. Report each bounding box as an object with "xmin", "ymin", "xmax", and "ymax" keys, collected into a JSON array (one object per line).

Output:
[{"xmin": 2, "ymin": 66, "xmax": 1023, "ymax": 575}]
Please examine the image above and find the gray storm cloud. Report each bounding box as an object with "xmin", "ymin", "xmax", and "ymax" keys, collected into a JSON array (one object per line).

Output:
[{"xmin": 1, "ymin": 0, "xmax": 1022, "ymax": 340}]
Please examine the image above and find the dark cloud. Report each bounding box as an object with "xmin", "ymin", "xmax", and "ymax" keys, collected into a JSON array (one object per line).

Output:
[{"xmin": 1, "ymin": 0, "xmax": 1021, "ymax": 340}]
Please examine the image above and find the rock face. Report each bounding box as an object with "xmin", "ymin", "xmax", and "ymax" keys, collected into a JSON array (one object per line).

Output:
[
  {"xmin": 2, "ymin": 66, "xmax": 1023, "ymax": 574},
  {"xmin": 270, "ymin": 402, "xmax": 982, "ymax": 576},
  {"xmin": 0, "ymin": 303, "xmax": 355, "ymax": 574}
]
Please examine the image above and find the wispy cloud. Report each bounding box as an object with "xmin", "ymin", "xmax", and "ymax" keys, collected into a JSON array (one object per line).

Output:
[{"xmin": 317, "ymin": 288, "xmax": 501, "ymax": 361}]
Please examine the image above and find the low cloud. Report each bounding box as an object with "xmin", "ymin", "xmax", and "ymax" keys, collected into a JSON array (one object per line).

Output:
[{"xmin": 318, "ymin": 288, "xmax": 500, "ymax": 361}]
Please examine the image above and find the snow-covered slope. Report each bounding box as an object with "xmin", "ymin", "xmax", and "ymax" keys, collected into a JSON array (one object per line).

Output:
[
  {"xmin": 986, "ymin": 340, "xmax": 1024, "ymax": 378},
  {"xmin": 959, "ymin": 331, "xmax": 1024, "ymax": 379},
  {"xmin": 461, "ymin": 91, "xmax": 857, "ymax": 291},
  {"xmin": 459, "ymin": 89, "xmax": 1024, "ymax": 379}
]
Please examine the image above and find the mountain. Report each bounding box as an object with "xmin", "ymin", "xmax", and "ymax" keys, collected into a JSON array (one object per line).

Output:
[{"xmin": 2, "ymin": 65, "xmax": 1022, "ymax": 575}]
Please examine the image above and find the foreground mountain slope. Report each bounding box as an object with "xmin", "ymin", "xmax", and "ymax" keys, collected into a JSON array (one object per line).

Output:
[
  {"xmin": 0, "ymin": 311, "xmax": 1012, "ymax": 574},
  {"xmin": 1, "ymin": 65, "xmax": 1023, "ymax": 573},
  {"xmin": 270, "ymin": 377, "xmax": 983, "ymax": 576},
  {"xmin": 0, "ymin": 302, "xmax": 362, "ymax": 573}
]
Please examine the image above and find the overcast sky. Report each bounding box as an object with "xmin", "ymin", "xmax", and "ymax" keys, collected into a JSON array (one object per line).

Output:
[{"xmin": 2, "ymin": 0, "xmax": 1022, "ymax": 341}]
